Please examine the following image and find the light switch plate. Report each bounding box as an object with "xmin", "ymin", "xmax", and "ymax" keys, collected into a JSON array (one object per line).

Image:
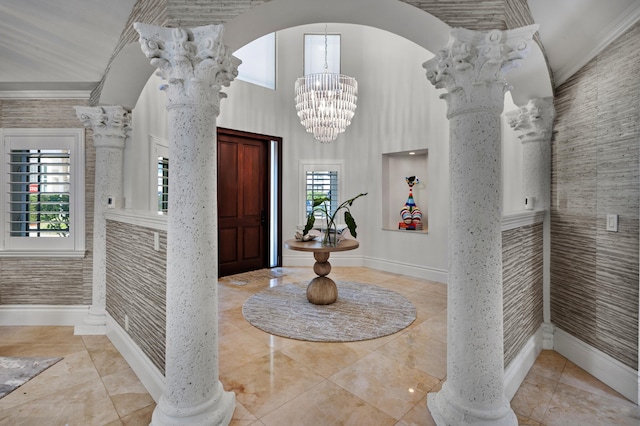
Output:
[{"xmin": 606, "ymin": 214, "xmax": 618, "ymax": 232}]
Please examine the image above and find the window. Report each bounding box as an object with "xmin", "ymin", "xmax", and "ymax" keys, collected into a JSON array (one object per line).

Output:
[
  {"xmin": 306, "ymin": 170, "xmax": 338, "ymax": 219},
  {"xmin": 149, "ymin": 135, "xmax": 169, "ymax": 214},
  {"xmin": 157, "ymin": 156, "xmax": 169, "ymax": 213},
  {"xmin": 304, "ymin": 33, "xmax": 341, "ymax": 75},
  {"xmin": 234, "ymin": 32, "xmax": 276, "ymax": 90},
  {"xmin": 299, "ymin": 160, "xmax": 344, "ymax": 225},
  {"xmin": 1, "ymin": 128, "xmax": 85, "ymax": 255}
]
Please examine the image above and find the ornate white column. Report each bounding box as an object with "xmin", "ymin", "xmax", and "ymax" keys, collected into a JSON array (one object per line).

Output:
[
  {"xmin": 506, "ymin": 98, "xmax": 555, "ymax": 210},
  {"xmin": 74, "ymin": 105, "xmax": 130, "ymax": 335},
  {"xmin": 507, "ymin": 98, "xmax": 556, "ymax": 348},
  {"xmin": 424, "ymin": 25, "xmax": 538, "ymax": 425},
  {"xmin": 134, "ymin": 23, "xmax": 240, "ymax": 425}
]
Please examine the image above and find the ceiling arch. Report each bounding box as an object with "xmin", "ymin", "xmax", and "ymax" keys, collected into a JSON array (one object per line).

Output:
[{"xmin": 98, "ymin": 0, "xmax": 552, "ymax": 108}]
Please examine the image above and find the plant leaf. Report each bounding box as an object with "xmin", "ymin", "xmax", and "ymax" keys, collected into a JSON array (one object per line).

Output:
[
  {"xmin": 344, "ymin": 211, "xmax": 357, "ymax": 238},
  {"xmin": 312, "ymin": 197, "xmax": 329, "ymax": 207},
  {"xmin": 347, "ymin": 192, "xmax": 367, "ymax": 206},
  {"xmin": 303, "ymin": 214, "xmax": 315, "ymax": 235}
]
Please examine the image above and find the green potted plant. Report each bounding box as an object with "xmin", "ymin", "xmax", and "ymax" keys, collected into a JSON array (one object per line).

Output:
[{"xmin": 302, "ymin": 192, "xmax": 367, "ymax": 246}]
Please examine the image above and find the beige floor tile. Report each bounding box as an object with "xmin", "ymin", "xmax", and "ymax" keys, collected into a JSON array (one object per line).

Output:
[
  {"xmin": 101, "ymin": 367, "xmax": 155, "ymax": 418},
  {"xmin": 241, "ymin": 326, "xmax": 298, "ymax": 352},
  {"xmin": 329, "ymin": 351, "xmax": 440, "ymax": 420},
  {"xmin": 281, "ymin": 340, "xmax": 371, "ymax": 378},
  {"xmin": 260, "ymin": 380, "xmax": 396, "ymax": 426},
  {"xmin": 509, "ymin": 373, "xmax": 557, "ymax": 422},
  {"xmin": 0, "ymin": 376, "xmax": 120, "ymax": 425},
  {"xmin": 542, "ymin": 382, "xmax": 640, "ymax": 426},
  {"xmin": 515, "ymin": 413, "xmax": 541, "ymax": 425},
  {"xmin": 406, "ymin": 291, "xmax": 447, "ymax": 319},
  {"xmin": 220, "ymin": 305, "xmax": 255, "ymax": 331},
  {"xmin": 398, "ymin": 395, "xmax": 437, "ymax": 426},
  {"xmin": 410, "ymin": 312, "xmax": 447, "ymax": 344},
  {"xmin": 0, "ymin": 350, "xmax": 100, "ymax": 408},
  {"xmin": 0, "ymin": 341, "xmax": 88, "ymax": 357},
  {"xmin": 376, "ymin": 328, "xmax": 447, "ymax": 379},
  {"xmin": 84, "ymin": 335, "xmax": 132, "ymax": 377},
  {"xmin": 220, "ymin": 351, "xmax": 325, "ymax": 418},
  {"xmin": 219, "ymin": 329, "xmax": 273, "ymax": 372},
  {"xmin": 120, "ymin": 404, "xmax": 155, "ymax": 426},
  {"xmin": 231, "ymin": 400, "xmax": 258, "ymax": 422},
  {"xmin": 525, "ymin": 350, "xmax": 567, "ymax": 382},
  {"xmin": 0, "ymin": 326, "xmax": 80, "ymax": 345},
  {"xmin": 559, "ymin": 360, "xmax": 631, "ymax": 402}
]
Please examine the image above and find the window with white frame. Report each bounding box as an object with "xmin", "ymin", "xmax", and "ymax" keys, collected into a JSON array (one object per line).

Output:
[
  {"xmin": 299, "ymin": 160, "xmax": 344, "ymax": 226},
  {"xmin": 1, "ymin": 128, "xmax": 85, "ymax": 254},
  {"xmin": 306, "ymin": 170, "xmax": 338, "ymax": 219},
  {"xmin": 149, "ymin": 135, "xmax": 169, "ymax": 214},
  {"xmin": 157, "ymin": 155, "xmax": 169, "ymax": 214}
]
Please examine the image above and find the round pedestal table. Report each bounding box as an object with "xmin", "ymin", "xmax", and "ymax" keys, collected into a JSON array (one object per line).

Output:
[{"xmin": 284, "ymin": 238, "xmax": 359, "ymax": 305}]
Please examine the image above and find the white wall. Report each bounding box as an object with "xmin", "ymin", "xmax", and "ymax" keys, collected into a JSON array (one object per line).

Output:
[{"xmin": 126, "ymin": 23, "xmax": 524, "ymax": 283}]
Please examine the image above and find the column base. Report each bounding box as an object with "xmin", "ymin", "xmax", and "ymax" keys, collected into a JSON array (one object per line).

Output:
[
  {"xmin": 74, "ymin": 306, "xmax": 107, "ymax": 335},
  {"xmin": 151, "ymin": 381, "xmax": 235, "ymax": 426},
  {"xmin": 428, "ymin": 382, "xmax": 517, "ymax": 426}
]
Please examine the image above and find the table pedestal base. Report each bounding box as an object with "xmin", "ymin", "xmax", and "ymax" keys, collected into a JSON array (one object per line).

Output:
[
  {"xmin": 285, "ymin": 239, "xmax": 359, "ymax": 306},
  {"xmin": 307, "ymin": 276, "xmax": 338, "ymax": 305},
  {"xmin": 307, "ymin": 251, "xmax": 337, "ymax": 305}
]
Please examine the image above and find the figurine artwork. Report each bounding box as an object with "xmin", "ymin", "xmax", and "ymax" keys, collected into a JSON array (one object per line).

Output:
[{"xmin": 399, "ymin": 176, "xmax": 423, "ymax": 230}]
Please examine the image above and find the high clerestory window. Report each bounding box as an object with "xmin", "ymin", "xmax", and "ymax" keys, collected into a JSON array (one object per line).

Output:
[{"xmin": 1, "ymin": 128, "xmax": 85, "ymax": 255}]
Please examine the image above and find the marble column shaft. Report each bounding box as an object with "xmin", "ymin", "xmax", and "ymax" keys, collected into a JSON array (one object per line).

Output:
[
  {"xmin": 75, "ymin": 106, "xmax": 130, "ymax": 334},
  {"xmin": 135, "ymin": 23, "xmax": 240, "ymax": 426},
  {"xmin": 423, "ymin": 25, "xmax": 538, "ymax": 425}
]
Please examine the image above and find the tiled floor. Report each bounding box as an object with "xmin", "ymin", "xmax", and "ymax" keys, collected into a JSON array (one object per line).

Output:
[{"xmin": 1, "ymin": 267, "xmax": 638, "ymax": 425}]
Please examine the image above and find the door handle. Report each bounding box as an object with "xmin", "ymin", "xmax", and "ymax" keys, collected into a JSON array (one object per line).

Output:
[{"xmin": 261, "ymin": 210, "xmax": 267, "ymax": 225}]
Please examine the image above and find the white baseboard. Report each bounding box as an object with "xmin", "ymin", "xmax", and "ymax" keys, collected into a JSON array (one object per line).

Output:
[
  {"xmin": 363, "ymin": 256, "xmax": 448, "ymax": 284},
  {"xmin": 0, "ymin": 305, "xmax": 88, "ymax": 326},
  {"xmin": 504, "ymin": 326, "xmax": 543, "ymax": 400},
  {"xmin": 106, "ymin": 314, "xmax": 165, "ymax": 402},
  {"xmin": 554, "ymin": 327, "xmax": 638, "ymax": 404},
  {"xmin": 283, "ymin": 253, "xmax": 364, "ymax": 267}
]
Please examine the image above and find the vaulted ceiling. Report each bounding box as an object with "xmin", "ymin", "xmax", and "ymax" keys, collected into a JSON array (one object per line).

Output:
[{"xmin": 0, "ymin": 0, "xmax": 638, "ymax": 98}]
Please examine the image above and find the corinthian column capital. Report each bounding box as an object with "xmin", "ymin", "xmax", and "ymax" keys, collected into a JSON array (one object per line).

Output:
[
  {"xmin": 134, "ymin": 23, "xmax": 241, "ymax": 114},
  {"xmin": 75, "ymin": 106, "xmax": 131, "ymax": 149},
  {"xmin": 506, "ymin": 97, "xmax": 555, "ymax": 143},
  {"xmin": 423, "ymin": 25, "xmax": 539, "ymax": 117}
]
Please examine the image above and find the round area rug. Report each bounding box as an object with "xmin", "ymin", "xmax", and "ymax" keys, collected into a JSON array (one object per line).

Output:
[{"xmin": 242, "ymin": 281, "xmax": 416, "ymax": 342}]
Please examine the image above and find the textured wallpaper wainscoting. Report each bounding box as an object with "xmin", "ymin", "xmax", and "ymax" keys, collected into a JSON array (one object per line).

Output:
[
  {"xmin": 551, "ymin": 22, "xmax": 640, "ymax": 370},
  {"xmin": 106, "ymin": 220, "xmax": 167, "ymax": 374},
  {"xmin": 0, "ymin": 99, "xmax": 94, "ymax": 305},
  {"xmin": 503, "ymin": 223, "xmax": 544, "ymax": 367}
]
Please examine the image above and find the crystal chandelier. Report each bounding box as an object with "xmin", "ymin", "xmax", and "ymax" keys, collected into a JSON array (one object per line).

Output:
[{"xmin": 295, "ymin": 27, "xmax": 358, "ymax": 143}]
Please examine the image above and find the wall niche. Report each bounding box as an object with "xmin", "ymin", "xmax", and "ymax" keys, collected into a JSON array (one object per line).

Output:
[{"xmin": 381, "ymin": 149, "xmax": 428, "ymax": 233}]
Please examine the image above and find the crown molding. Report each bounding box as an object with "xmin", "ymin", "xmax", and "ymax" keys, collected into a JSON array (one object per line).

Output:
[
  {"xmin": 554, "ymin": 1, "xmax": 640, "ymax": 86},
  {"xmin": 0, "ymin": 90, "xmax": 91, "ymax": 99}
]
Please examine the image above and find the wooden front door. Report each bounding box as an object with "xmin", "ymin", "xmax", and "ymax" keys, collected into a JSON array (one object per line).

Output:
[{"xmin": 217, "ymin": 128, "xmax": 270, "ymax": 277}]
